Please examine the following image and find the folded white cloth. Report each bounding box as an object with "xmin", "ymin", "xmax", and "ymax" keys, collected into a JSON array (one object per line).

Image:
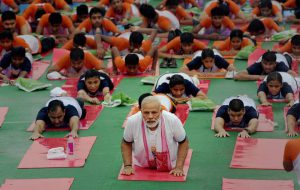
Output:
[
  {"xmin": 47, "ymin": 147, "xmax": 67, "ymax": 160},
  {"xmin": 47, "ymin": 71, "xmax": 66, "ymax": 80},
  {"xmin": 225, "ymin": 71, "xmax": 237, "ymax": 79},
  {"xmin": 48, "ymin": 147, "xmax": 64, "ymax": 153},
  {"xmin": 50, "ymin": 87, "xmax": 67, "ymax": 97},
  {"xmin": 102, "ymin": 99, "xmax": 122, "ymax": 107}
]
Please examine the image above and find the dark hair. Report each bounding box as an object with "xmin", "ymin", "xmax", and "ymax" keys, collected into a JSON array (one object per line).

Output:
[
  {"xmin": 262, "ymin": 51, "xmax": 276, "ymax": 62},
  {"xmin": 218, "ymin": 3, "xmax": 230, "ymax": 16},
  {"xmin": 11, "ymin": 46, "xmax": 26, "ymax": 58},
  {"xmin": 259, "ymin": 0, "xmax": 272, "ymax": 9},
  {"xmin": 266, "ymin": 72, "xmax": 282, "ymax": 84},
  {"xmin": 49, "ymin": 12, "xmax": 62, "ymax": 25},
  {"xmin": 0, "ymin": 30, "xmax": 13, "ymax": 41},
  {"xmin": 139, "ymin": 4, "xmax": 157, "ymax": 19},
  {"xmin": 41, "ymin": 37, "xmax": 55, "ymax": 53},
  {"xmin": 291, "ymin": 35, "xmax": 300, "ymax": 46},
  {"xmin": 84, "ymin": 69, "xmax": 100, "ymax": 80},
  {"xmin": 211, "ymin": 6, "xmax": 225, "ymax": 17},
  {"xmin": 247, "ymin": 19, "xmax": 265, "ymax": 35},
  {"xmin": 70, "ymin": 48, "xmax": 84, "ymax": 61},
  {"xmin": 138, "ymin": 93, "xmax": 152, "ymax": 108},
  {"xmin": 230, "ymin": 29, "xmax": 243, "ymax": 41},
  {"xmin": 89, "ymin": 7, "xmax": 104, "ymax": 18},
  {"xmin": 295, "ymin": 9, "xmax": 300, "ymax": 19},
  {"xmin": 35, "ymin": 9, "xmax": 46, "ymax": 20},
  {"xmin": 125, "ymin": 53, "xmax": 139, "ymax": 66},
  {"xmin": 180, "ymin": 32, "xmax": 194, "ymax": 44},
  {"xmin": 47, "ymin": 100, "xmax": 65, "ymax": 113},
  {"xmin": 1, "ymin": 11, "xmax": 16, "ymax": 22},
  {"xmin": 201, "ymin": 48, "xmax": 215, "ymax": 59},
  {"xmin": 166, "ymin": 0, "xmax": 179, "ymax": 7},
  {"xmin": 73, "ymin": 33, "xmax": 87, "ymax": 47},
  {"xmin": 169, "ymin": 74, "xmax": 185, "ymax": 88},
  {"xmin": 76, "ymin": 4, "xmax": 88, "ymax": 16},
  {"xmin": 228, "ymin": 99, "xmax": 244, "ymax": 112},
  {"xmin": 129, "ymin": 31, "xmax": 143, "ymax": 45}
]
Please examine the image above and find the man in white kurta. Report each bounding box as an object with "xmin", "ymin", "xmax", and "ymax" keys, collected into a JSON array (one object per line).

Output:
[{"xmin": 121, "ymin": 96, "xmax": 189, "ymax": 176}]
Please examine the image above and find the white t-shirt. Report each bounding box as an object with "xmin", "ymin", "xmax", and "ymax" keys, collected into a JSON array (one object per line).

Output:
[
  {"xmin": 46, "ymin": 97, "xmax": 83, "ymax": 118},
  {"xmin": 123, "ymin": 110, "xmax": 186, "ymax": 168}
]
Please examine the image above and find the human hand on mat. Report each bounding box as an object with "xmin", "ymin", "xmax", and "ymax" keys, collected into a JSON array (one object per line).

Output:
[
  {"xmin": 287, "ymin": 130, "xmax": 298, "ymax": 137},
  {"xmin": 238, "ymin": 130, "xmax": 251, "ymax": 138},
  {"xmin": 66, "ymin": 130, "xmax": 78, "ymax": 138},
  {"xmin": 104, "ymin": 93, "xmax": 111, "ymax": 103},
  {"xmin": 261, "ymin": 101, "xmax": 272, "ymax": 106},
  {"xmin": 169, "ymin": 167, "xmax": 184, "ymax": 177},
  {"xmin": 122, "ymin": 165, "xmax": 135, "ymax": 175},
  {"xmin": 215, "ymin": 129, "xmax": 230, "ymax": 138},
  {"xmin": 287, "ymin": 101, "xmax": 295, "ymax": 107},
  {"xmin": 97, "ymin": 48, "xmax": 105, "ymax": 59},
  {"xmin": 174, "ymin": 97, "xmax": 190, "ymax": 104},
  {"xmin": 29, "ymin": 133, "xmax": 44, "ymax": 140},
  {"xmin": 89, "ymin": 97, "xmax": 101, "ymax": 105}
]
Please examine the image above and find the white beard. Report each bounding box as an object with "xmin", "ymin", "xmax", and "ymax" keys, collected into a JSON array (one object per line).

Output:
[{"xmin": 144, "ymin": 119, "xmax": 160, "ymax": 129}]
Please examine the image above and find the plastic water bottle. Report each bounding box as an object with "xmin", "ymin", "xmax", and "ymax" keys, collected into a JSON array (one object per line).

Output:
[{"xmin": 67, "ymin": 135, "xmax": 75, "ymax": 159}]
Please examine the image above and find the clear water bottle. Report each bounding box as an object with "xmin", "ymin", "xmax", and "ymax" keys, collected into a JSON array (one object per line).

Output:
[{"xmin": 67, "ymin": 135, "xmax": 75, "ymax": 159}]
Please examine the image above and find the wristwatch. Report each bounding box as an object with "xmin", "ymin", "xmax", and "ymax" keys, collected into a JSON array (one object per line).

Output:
[{"xmin": 243, "ymin": 128, "xmax": 250, "ymax": 134}]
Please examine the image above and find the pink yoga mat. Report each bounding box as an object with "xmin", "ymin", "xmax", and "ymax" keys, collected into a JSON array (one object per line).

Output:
[
  {"xmin": 18, "ymin": 136, "xmax": 96, "ymax": 169},
  {"xmin": 291, "ymin": 25, "xmax": 300, "ymax": 32},
  {"xmin": 175, "ymin": 104, "xmax": 190, "ymax": 126},
  {"xmin": 211, "ymin": 105, "xmax": 274, "ymax": 132},
  {"xmin": 0, "ymin": 107, "xmax": 8, "ymax": 128},
  {"xmin": 0, "ymin": 178, "xmax": 74, "ymax": 190},
  {"xmin": 222, "ymin": 178, "xmax": 294, "ymax": 190},
  {"xmin": 52, "ymin": 48, "xmax": 69, "ymax": 65},
  {"xmin": 28, "ymin": 61, "xmax": 50, "ymax": 80},
  {"xmin": 118, "ymin": 149, "xmax": 192, "ymax": 182},
  {"xmin": 230, "ymin": 137, "xmax": 288, "ymax": 170},
  {"xmin": 27, "ymin": 105, "xmax": 103, "ymax": 132},
  {"xmin": 61, "ymin": 76, "xmax": 123, "ymax": 99},
  {"xmin": 248, "ymin": 49, "xmax": 266, "ymax": 66},
  {"xmin": 198, "ymin": 80, "xmax": 210, "ymax": 95}
]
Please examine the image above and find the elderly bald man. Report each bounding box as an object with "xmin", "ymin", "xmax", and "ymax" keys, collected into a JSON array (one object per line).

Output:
[{"xmin": 121, "ymin": 96, "xmax": 189, "ymax": 176}]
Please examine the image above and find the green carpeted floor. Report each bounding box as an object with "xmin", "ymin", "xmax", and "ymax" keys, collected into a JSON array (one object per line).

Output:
[{"xmin": 0, "ymin": 0, "xmax": 299, "ymax": 189}]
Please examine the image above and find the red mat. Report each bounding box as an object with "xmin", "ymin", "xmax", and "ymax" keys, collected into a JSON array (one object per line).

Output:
[
  {"xmin": 247, "ymin": 48, "xmax": 266, "ymax": 67},
  {"xmin": 291, "ymin": 25, "xmax": 300, "ymax": 33},
  {"xmin": 175, "ymin": 104, "xmax": 190, "ymax": 126},
  {"xmin": 28, "ymin": 61, "xmax": 50, "ymax": 80},
  {"xmin": 106, "ymin": 59, "xmax": 160, "ymax": 77},
  {"xmin": 61, "ymin": 76, "xmax": 123, "ymax": 99},
  {"xmin": 18, "ymin": 136, "xmax": 96, "ymax": 169},
  {"xmin": 118, "ymin": 149, "xmax": 192, "ymax": 182},
  {"xmin": 211, "ymin": 105, "xmax": 274, "ymax": 132},
  {"xmin": 0, "ymin": 178, "xmax": 74, "ymax": 190},
  {"xmin": 222, "ymin": 178, "xmax": 294, "ymax": 190},
  {"xmin": 51, "ymin": 48, "xmax": 69, "ymax": 66},
  {"xmin": 26, "ymin": 105, "xmax": 103, "ymax": 132},
  {"xmin": 230, "ymin": 137, "xmax": 288, "ymax": 170},
  {"xmin": 198, "ymin": 80, "xmax": 210, "ymax": 95},
  {"xmin": 284, "ymin": 106, "xmax": 300, "ymax": 132},
  {"xmin": 0, "ymin": 107, "xmax": 8, "ymax": 128}
]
